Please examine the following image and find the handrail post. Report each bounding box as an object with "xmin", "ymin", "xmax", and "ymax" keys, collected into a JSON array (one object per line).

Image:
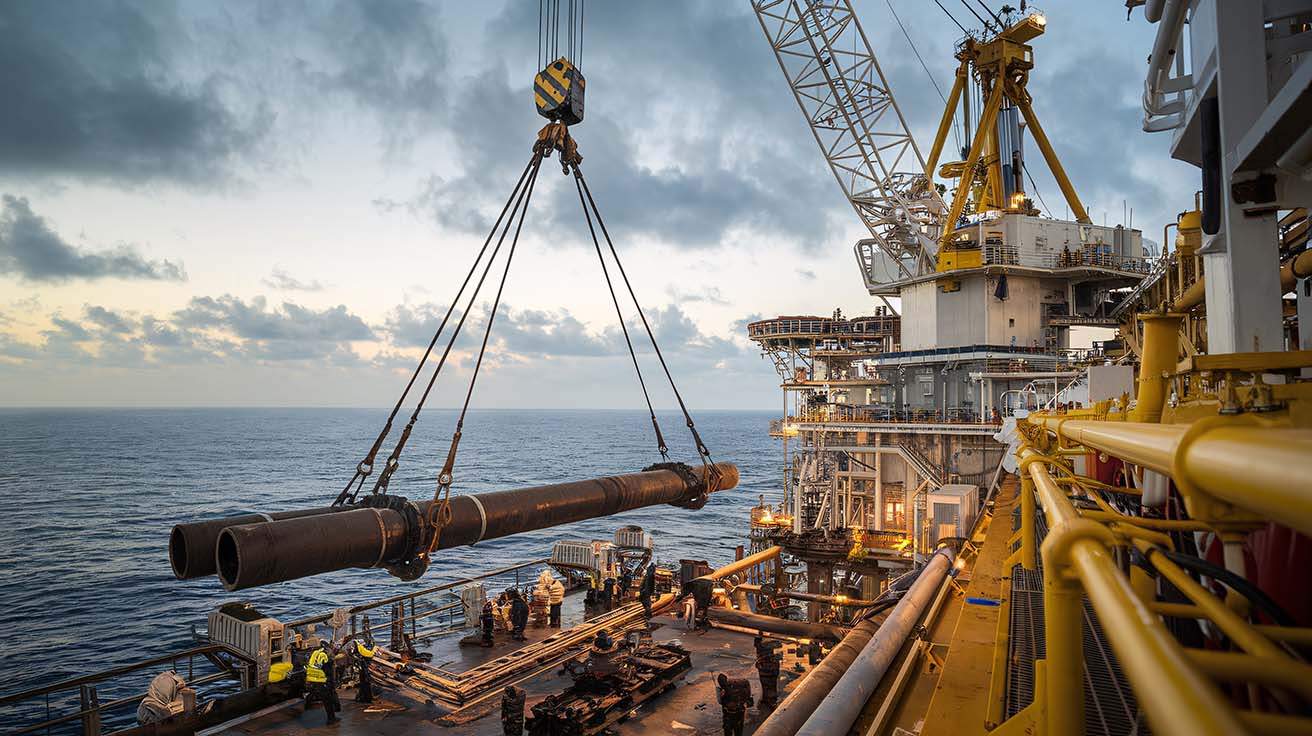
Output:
[
  {"xmin": 1019, "ymin": 473, "xmax": 1037, "ymax": 571},
  {"xmin": 1042, "ymin": 557, "xmax": 1085, "ymax": 735}
]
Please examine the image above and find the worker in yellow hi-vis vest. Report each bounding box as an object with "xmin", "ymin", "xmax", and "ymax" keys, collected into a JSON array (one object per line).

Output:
[
  {"xmin": 354, "ymin": 639, "xmax": 375, "ymax": 704},
  {"xmin": 304, "ymin": 641, "xmax": 340, "ymax": 724}
]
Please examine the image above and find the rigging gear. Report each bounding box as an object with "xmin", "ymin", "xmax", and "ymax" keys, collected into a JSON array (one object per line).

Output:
[{"xmin": 322, "ymin": 0, "xmax": 720, "ymax": 582}]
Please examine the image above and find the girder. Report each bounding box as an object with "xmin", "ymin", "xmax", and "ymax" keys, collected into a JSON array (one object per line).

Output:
[{"xmin": 752, "ymin": 0, "xmax": 944, "ymax": 293}]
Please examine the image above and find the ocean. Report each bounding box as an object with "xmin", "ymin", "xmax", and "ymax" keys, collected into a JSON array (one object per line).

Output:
[{"xmin": 0, "ymin": 407, "xmax": 777, "ymax": 723}]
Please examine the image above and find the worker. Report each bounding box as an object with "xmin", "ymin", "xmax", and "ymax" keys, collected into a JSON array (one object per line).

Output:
[
  {"xmin": 509, "ymin": 589, "xmax": 529, "ymax": 642},
  {"xmin": 354, "ymin": 639, "xmax": 375, "ymax": 704},
  {"xmin": 493, "ymin": 592, "xmax": 512, "ymax": 632},
  {"xmin": 687, "ymin": 577, "xmax": 715, "ymax": 630},
  {"xmin": 304, "ymin": 641, "xmax": 340, "ymax": 724},
  {"xmin": 584, "ymin": 570, "xmax": 598, "ymax": 607},
  {"xmin": 753, "ymin": 635, "xmax": 781, "ymax": 708},
  {"xmin": 600, "ymin": 574, "xmax": 615, "ymax": 610},
  {"xmin": 807, "ymin": 639, "xmax": 824, "ymax": 665},
  {"xmin": 618, "ymin": 566, "xmax": 632, "ymax": 599},
  {"xmin": 547, "ymin": 574, "xmax": 565, "ymax": 628},
  {"xmin": 480, "ymin": 600, "xmax": 496, "ymax": 647},
  {"xmin": 500, "ymin": 685, "xmax": 526, "ymax": 735},
  {"xmin": 639, "ymin": 563, "xmax": 656, "ymax": 620},
  {"xmin": 715, "ymin": 672, "xmax": 752, "ymax": 736}
]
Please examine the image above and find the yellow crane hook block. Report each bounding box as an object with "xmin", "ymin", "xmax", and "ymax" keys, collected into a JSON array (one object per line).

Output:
[{"xmin": 534, "ymin": 56, "xmax": 585, "ymax": 125}]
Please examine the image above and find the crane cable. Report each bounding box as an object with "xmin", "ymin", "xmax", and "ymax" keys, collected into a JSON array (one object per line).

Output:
[
  {"xmin": 426, "ymin": 150, "xmax": 546, "ymax": 558},
  {"xmin": 886, "ymin": 0, "xmax": 961, "ymax": 152},
  {"xmin": 572, "ymin": 172, "xmax": 669, "ymax": 459},
  {"xmin": 573, "ymin": 162, "xmax": 721, "ymax": 502},
  {"xmin": 333, "ymin": 157, "xmax": 537, "ymax": 506}
]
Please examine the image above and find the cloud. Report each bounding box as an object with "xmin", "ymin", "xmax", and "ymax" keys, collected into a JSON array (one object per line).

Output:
[
  {"xmin": 301, "ymin": 0, "xmax": 448, "ymax": 149},
  {"xmin": 174, "ymin": 294, "xmax": 374, "ymax": 343},
  {"xmin": 387, "ymin": 2, "xmax": 848, "ymax": 252},
  {"xmin": 0, "ymin": 2, "xmax": 269, "ymax": 186},
  {"xmin": 0, "ymin": 196, "xmax": 186, "ymax": 283},
  {"xmin": 795, "ymin": 269, "xmax": 817, "ymax": 281},
  {"xmin": 263, "ymin": 268, "xmax": 327, "ymax": 292},
  {"xmin": 667, "ymin": 285, "xmax": 731, "ymax": 306},
  {"xmin": 83, "ymin": 305, "xmax": 134, "ymax": 334}
]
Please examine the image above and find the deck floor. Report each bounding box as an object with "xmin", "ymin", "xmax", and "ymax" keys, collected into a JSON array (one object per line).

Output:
[
  {"xmin": 222, "ymin": 591, "xmax": 814, "ymax": 735},
  {"xmin": 919, "ymin": 475, "xmax": 1019, "ymax": 736}
]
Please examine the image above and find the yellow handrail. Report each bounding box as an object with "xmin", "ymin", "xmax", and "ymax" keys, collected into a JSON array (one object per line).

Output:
[{"xmin": 1006, "ymin": 424, "xmax": 1312, "ymax": 735}]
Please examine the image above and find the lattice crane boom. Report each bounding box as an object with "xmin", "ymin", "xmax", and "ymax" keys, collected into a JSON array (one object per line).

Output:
[{"xmin": 751, "ymin": 0, "xmax": 945, "ymax": 294}]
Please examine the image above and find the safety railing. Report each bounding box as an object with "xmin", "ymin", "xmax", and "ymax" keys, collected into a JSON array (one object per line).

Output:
[
  {"xmin": 1001, "ymin": 411, "xmax": 1312, "ymax": 736},
  {"xmin": 746, "ymin": 314, "xmax": 899, "ymax": 340},
  {"xmin": 283, "ymin": 558, "xmax": 552, "ymax": 647},
  {"xmin": 0, "ymin": 644, "xmax": 256, "ymax": 735},
  {"xmin": 785, "ymin": 406, "xmax": 1001, "ymax": 426},
  {"xmin": 982, "ymin": 245, "xmax": 1154, "ymax": 274}
]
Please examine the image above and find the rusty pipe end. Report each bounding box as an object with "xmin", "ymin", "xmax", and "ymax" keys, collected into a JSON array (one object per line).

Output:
[
  {"xmin": 168, "ymin": 525, "xmax": 192, "ymax": 579},
  {"xmin": 216, "ymin": 527, "xmax": 243, "ymax": 591}
]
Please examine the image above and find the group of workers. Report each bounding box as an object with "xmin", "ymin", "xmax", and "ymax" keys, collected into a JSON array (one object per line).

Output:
[
  {"xmin": 293, "ymin": 563, "xmax": 786, "ymax": 734},
  {"xmin": 300, "ymin": 637, "xmax": 376, "ymax": 726},
  {"xmin": 479, "ymin": 570, "xmax": 569, "ymax": 647},
  {"xmin": 585, "ymin": 560, "xmax": 658, "ymax": 615}
]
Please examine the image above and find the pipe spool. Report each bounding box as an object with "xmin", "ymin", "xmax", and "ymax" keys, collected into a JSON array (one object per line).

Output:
[
  {"xmin": 754, "ymin": 549, "xmax": 954, "ymax": 736},
  {"xmin": 201, "ymin": 462, "xmax": 737, "ymax": 591},
  {"xmin": 795, "ymin": 548, "xmax": 954, "ymax": 736},
  {"xmin": 705, "ymin": 608, "xmax": 846, "ymax": 643}
]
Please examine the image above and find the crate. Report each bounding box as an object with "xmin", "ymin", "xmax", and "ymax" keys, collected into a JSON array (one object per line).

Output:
[
  {"xmin": 613, "ymin": 525, "xmax": 651, "ymax": 549},
  {"xmin": 207, "ymin": 603, "xmax": 283, "ymax": 685}
]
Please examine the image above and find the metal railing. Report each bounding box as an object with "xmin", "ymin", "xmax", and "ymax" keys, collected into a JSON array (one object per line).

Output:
[
  {"xmin": 0, "ymin": 644, "xmax": 256, "ymax": 735},
  {"xmin": 746, "ymin": 314, "xmax": 899, "ymax": 339},
  {"xmin": 785, "ymin": 406, "xmax": 1001, "ymax": 426},
  {"xmin": 284, "ymin": 558, "xmax": 552, "ymax": 645},
  {"xmin": 1001, "ymin": 412, "xmax": 1312, "ymax": 735},
  {"xmin": 983, "ymin": 245, "xmax": 1154, "ymax": 274}
]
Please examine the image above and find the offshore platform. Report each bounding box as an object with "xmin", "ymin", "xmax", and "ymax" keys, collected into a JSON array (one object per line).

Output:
[{"xmin": 3, "ymin": 2, "xmax": 1312, "ymax": 736}]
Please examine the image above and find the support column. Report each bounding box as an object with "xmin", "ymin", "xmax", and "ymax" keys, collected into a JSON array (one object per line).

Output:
[
  {"xmin": 874, "ymin": 434, "xmax": 883, "ymax": 531},
  {"xmin": 806, "ymin": 562, "xmax": 833, "ymax": 622},
  {"xmin": 1202, "ymin": 0, "xmax": 1283, "ymax": 353}
]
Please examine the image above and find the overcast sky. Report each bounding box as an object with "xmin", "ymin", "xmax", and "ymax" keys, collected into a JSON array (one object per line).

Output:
[{"xmin": 0, "ymin": 1, "xmax": 1194, "ymax": 409}]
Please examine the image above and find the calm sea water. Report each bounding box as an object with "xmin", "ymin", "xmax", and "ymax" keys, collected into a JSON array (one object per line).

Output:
[{"xmin": 0, "ymin": 408, "xmax": 778, "ymax": 714}]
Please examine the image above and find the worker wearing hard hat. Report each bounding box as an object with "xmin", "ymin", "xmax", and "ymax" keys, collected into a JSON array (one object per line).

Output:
[
  {"xmin": 354, "ymin": 639, "xmax": 375, "ymax": 704},
  {"xmin": 304, "ymin": 641, "xmax": 340, "ymax": 724}
]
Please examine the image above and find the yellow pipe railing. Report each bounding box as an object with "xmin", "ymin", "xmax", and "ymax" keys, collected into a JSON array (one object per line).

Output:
[
  {"xmin": 1031, "ymin": 417, "xmax": 1312, "ymax": 538},
  {"xmin": 1020, "ymin": 452, "xmax": 1243, "ymax": 735}
]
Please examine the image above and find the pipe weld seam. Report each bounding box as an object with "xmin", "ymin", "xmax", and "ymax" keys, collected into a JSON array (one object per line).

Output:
[
  {"xmin": 468, "ymin": 495, "xmax": 488, "ymax": 545},
  {"xmin": 369, "ymin": 508, "xmax": 388, "ymax": 568}
]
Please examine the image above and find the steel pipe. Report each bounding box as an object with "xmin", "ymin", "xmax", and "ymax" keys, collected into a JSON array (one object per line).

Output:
[
  {"xmin": 170, "ymin": 507, "xmax": 340, "ymax": 579},
  {"xmin": 212, "ymin": 462, "xmax": 738, "ymax": 591},
  {"xmin": 753, "ymin": 618, "xmax": 881, "ymax": 736},
  {"xmin": 705, "ymin": 608, "xmax": 846, "ymax": 642},
  {"xmin": 695, "ymin": 545, "xmax": 780, "ymax": 583},
  {"xmin": 794, "ymin": 549, "xmax": 954, "ymax": 736},
  {"xmin": 1033, "ymin": 418, "xmax": 1312, "ymax": 538},
  {"xmin": 754, "ymin": 556, "xmax": 946, "ymax": 736},
  {"xmin": 734, "ymin": 584, "xmax": 877, "ymax": 608},
  {"xmin": 1129, "ymin": 313, "xmax": 1184, "ymax": 423}
]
